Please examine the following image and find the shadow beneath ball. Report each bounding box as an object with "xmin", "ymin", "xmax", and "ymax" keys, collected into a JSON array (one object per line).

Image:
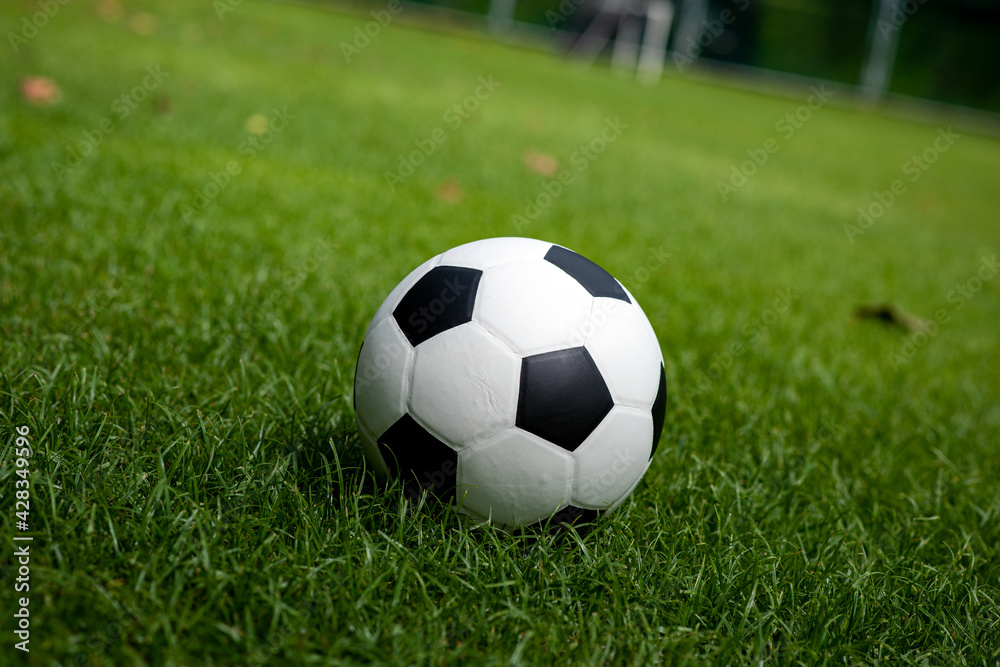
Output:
[
  {"xmin": 510, "ymin": 505, "xmax": 606, "ymax": 546},
  {"xmin": 387, "ymin": 473, "xmax": 607, "ymax": 547}
]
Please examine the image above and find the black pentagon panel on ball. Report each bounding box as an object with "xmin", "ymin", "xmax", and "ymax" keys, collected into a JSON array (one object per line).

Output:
[
  {"xmin": 516, "ymin": 346, "xmax": 614, "ymax": 452},
  {"xmin": 650, "ymin": 363, "xmax": 666, "ymax": 460},
  {"xmin": 377, "ymin": 414, "xmax": 458, "ymax": 503},
  {"xmin": 392, "ymin": 266, "xmax": 482, "ymax": 347},
  {"xmin": 550, "ymin": 504, "xmax": 601, "ymax": 527},
  {"xmin": 543, "ymin": 245, "xmax": 630, "ymax": 303}
]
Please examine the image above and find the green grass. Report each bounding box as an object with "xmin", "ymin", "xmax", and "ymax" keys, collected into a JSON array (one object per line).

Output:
[{"xmin": 2, "ymin": 0, "xmax": 1000, "ymax": 664}]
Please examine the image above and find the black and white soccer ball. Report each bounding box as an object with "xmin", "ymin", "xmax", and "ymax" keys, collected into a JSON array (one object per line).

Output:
[{"xmin": 354, "ymin": 237, "xmax": 666, "ymax": 528}]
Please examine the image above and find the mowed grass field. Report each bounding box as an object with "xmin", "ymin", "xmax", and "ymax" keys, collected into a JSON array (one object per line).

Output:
[{"xmin": 2, "ymin": 0, "xmax": 1000, "ymax": 664}]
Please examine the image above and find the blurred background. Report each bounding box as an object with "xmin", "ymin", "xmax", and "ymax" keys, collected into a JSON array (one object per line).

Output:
[{"xmin": 351, "ymin": 0, "xmax": 1000, "ymax": 114}]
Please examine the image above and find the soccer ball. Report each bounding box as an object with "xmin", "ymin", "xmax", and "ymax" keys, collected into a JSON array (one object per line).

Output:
[{"xmin": 354, "ymin": 237, "xmax": 665, "ymax": 528}]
